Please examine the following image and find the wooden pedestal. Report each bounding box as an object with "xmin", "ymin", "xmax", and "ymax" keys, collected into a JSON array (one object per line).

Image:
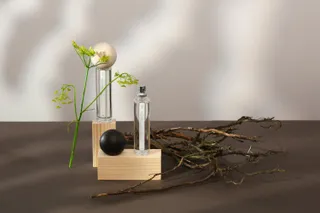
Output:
[
  {"xmin": 97, "ymin": 149, "xmax": 162, "ymax": 180},
  {"xmin": 92, "ymin": 120, "xmax": 116, "ymax": 167}
]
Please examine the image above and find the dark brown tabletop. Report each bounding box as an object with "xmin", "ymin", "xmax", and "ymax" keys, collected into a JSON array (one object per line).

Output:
[{"xmin": 0, "ymin": 121, "xmax": 319, "ymax": 213}]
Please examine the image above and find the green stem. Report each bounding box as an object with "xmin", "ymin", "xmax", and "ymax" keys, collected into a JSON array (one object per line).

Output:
[
  {"xmin": 81, "ymin": 75, "xmax": 121, "ymax": 114},
  {"xmin": 88, "ymin": 62, "xmax": 106, "ymax": 69},
  {"xmin": 74, "ymin": 48, "xmax": 85, "ymax": 65},
  {"xmin": 68, "ymin": 66, "xmax": 90, "ymax": 168},
  {"xmin": 63, "ymin": 84, "xmax": 78, "ymax": 120},
  {"xmin": 79, "ymin": 66, "xmax": 90, "ymax": 114},
  {"xmin": 69, "ymin": 120, "xmax": 80, "ymax": 168},
  {"xmin": 72, "ymin": 86, "xmax": 78, "ymax": 120}
]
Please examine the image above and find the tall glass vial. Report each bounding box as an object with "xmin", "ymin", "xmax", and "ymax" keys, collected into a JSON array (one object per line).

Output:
[
  {"xmin": 95, "ymin": 67, "xmax": 112, "ymax": 122},
  {"xmin": 134, "ymin": 86, "xmax": 151, "ymax": 155}
]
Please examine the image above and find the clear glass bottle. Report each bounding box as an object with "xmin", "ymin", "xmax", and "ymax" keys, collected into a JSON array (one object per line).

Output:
[
  {"xmin": 134, "ymin": 86, "xmax": 151, "ymax": 155},
  {"xmin": 95, "ymin": 67, "xmax": 112, "ymax": 122}
]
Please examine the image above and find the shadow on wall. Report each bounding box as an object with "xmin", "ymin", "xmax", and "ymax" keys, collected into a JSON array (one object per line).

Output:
[
  {"xmin": 271, "ymin": 0, "xmax": 320, "ymax": 120},
  {"xmin": 61, "ymin": 0, "xmax": 217, "ymax": 121},
  {"xmin": 200, "ymin": 0, "xmax": 320, "ymax": 120},
  {"xmin": 0, "ymin": 0, "xmax": 320, "ymax": 121},
  {"xmin": 0, "ymin": 0, "xmax": 217, "ymax": 121},
  {"xmin": 138, "ymin": 0, "xmax": 218, "ymax": 121},
  {"xmin": 0, "ymin": 0, "xmax": 93, "ymax": 121},
  {"xmin": 59, "ymin": 0, "xmax": 162, "ymax": 122},
  {"xmin": 111, "ymin": 0, "xmax": 217, "ymax": 121}
]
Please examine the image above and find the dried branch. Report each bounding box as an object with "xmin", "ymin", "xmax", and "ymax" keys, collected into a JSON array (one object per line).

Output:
[
  {"xmin": 213, "ymin": 116, "xmax": 282, "ymax": 130},
  {"xmin": 92, "ymin": 169, "xmax": 217, "ymax": 197},
  {"xmin": 92, "ymin": 116, "xmax": 285, "ymax": 198},
  {"xmin": 157, "ymin": 127, "xmax": 259, "ymax": 142},
  {"xmin": 91, "ymin": 158, "xmax": 185, "ymax": 198}
]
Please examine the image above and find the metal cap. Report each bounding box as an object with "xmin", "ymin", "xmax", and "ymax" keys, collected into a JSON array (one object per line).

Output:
[
  {"xmin": 139, "ymin": 86, "xmax": 146, "ymax": 93},
  {"xmin": 138, "ymin": 85, "xmax": 147, "ymax": 97}
]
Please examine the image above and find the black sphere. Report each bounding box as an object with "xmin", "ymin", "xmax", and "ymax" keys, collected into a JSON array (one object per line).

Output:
[{"xmin": 99, "ymin": 129, "xmax": 127, "ymax": 156}]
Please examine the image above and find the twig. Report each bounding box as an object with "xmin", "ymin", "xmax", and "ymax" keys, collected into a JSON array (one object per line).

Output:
[
  {"xmin": 156, "ymin": 127, "xmax": 259, "ymax": 142},
  {"xmin": 92, "ymin": 166, "xmax": 216, "ymax": 198},
  {"xmin": 92, "ymin": 116, "xmax": 284, "ymax": 198},
  {"xmin": 213, "ymin": 116, "xmax": 281, "ymax": 130}
]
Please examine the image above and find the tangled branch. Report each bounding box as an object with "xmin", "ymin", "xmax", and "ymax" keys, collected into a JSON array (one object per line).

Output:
[{"xmin": 91, "ymin": 116, "xmax": 285, "ymax": 198}]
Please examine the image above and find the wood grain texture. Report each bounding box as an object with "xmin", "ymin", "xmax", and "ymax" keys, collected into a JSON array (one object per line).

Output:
[
  {"xmin": 92, "ymin": 120, "xmax": 116, "ymax": 167},
  {"xmin": 97, "ymin": 149, "xmax": 162, "ymax": 180}
]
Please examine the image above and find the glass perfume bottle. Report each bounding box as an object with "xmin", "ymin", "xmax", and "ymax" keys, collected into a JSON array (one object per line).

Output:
[
  {"xmin": 95, "ymin": 67, "xmax": 112, "ymax": 122},
  {"xmin": 134, "ymin": 86, "xmax": 151, "ymax": 155}
]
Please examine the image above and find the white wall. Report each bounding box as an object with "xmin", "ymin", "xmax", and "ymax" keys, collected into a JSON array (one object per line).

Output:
[{"xmin": 0, "ymin": 0, "xmax": 319, "ymax": 121}]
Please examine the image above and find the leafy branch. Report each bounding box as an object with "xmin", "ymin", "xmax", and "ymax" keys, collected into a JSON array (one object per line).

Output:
[{"xmin": 52, "ymin": 41, "xmax": 138, "ymax": 168}]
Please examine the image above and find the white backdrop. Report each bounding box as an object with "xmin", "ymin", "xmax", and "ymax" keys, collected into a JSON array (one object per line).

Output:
[{"xmin": 0, "ymin": 0, "xmax": 319, "ymax": 121}]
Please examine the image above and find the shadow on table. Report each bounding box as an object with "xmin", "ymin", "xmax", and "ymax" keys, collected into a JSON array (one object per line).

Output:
[
  {"xmin": 1, "ymin": 121, "xmax": 319, "ymax": 213},
  {"xmin": 190, "ymin": 174, "xmax": 320, "ymax": 213}
]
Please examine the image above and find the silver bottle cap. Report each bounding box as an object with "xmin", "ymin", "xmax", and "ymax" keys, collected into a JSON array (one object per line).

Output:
[{"xmin": 138, "ymin": 85, "xmax": 147, "ymax": 97}]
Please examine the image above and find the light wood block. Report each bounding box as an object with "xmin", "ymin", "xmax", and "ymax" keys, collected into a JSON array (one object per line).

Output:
[
  {"xmin": 97, "ymin": 149, "xmax": 162, "ymax": 180},
  {"xmin": 92, "ymin": 119, "xmax": 116, "ymax": 167}
]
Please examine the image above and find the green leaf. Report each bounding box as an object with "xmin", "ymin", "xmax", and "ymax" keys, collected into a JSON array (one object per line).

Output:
[
  {"xmin": 72, "ymin": 40, "xmax": 79, "ymax": 49},
  {"xmin": 56, "ymin": 105, "xmax": 61, "ymax": 109},
  {"xmin": 99, "ymin": 55, "xmax": 110, "ymax": 63},
  {"xmin": 115, "ymin": 72, "xmax": 139, "ymax": 87},
  {"xmin": 72, "ymin": 41, "xmax": 96, "ymax": 58},
  {"xmin": 79, "ymin": 46, "xmax": 86, "ymax": 55},
  {"xmin": 52, "ymin": 84, "xmax": 74, "ymax": 109},
  {"xmin": 88, "ymin": 47, "xmax": 95, "ymax": 56}
]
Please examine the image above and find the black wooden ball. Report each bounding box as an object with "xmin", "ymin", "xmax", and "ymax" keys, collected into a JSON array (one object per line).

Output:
[{"xmin": 99, "ymin": 129, "xmax": 127, "ymax": 156}]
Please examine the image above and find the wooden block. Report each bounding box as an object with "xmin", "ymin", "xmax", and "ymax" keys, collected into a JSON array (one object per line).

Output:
[
  {"xmin": 92, "ymin": 119, "xmax": 116, "ymax": 167},
  {"xmin": 97, "ymin": 149, "xmax": 162, "ymax": 180}
]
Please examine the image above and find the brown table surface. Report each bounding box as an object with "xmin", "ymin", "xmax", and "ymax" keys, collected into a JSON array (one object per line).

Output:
[{"xmin": 0, "ymin": 121, "xmax": 319, "ymax": 213}]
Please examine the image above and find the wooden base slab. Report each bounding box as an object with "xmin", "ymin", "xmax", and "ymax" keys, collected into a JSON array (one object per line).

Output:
[
  {"xmin": 92, "ymin": 119, "xmax": 116, "ymax": 167},
  {"xmin": 97, "ymin": 149, "xmax": 162, "ymax": 180}
]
